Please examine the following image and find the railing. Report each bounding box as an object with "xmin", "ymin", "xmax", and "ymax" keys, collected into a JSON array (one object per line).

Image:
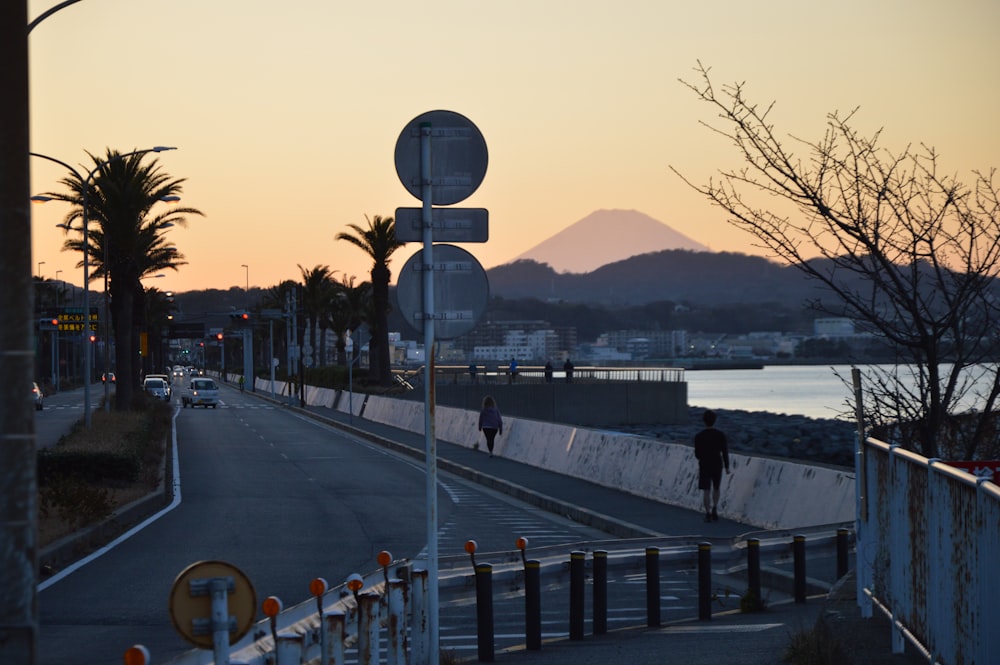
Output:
[
  {"xmin": 159, "ymin": 530, "xmax": 846, "ymax": 665},
  {"xmin": 857, "ymin": 438, "xmax": 1000, "ymax": 664},
  {"xmin": 426, "ymin": 364, "xmax": 686, "ymax": 386}
]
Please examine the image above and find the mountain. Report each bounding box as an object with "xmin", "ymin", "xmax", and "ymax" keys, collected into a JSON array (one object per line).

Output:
[
  {"xmin": 487, "ymin": 250, "xmax": 842, "ymax": 307},
  {"xmin": 511, "ymin": 209, "xmax": 709, "ymax": 274}
]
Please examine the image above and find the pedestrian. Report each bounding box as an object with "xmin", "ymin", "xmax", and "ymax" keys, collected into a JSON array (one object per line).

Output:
[
  {"xmin": 478, "ymin": 395, "xmax": 503, "ymax": 457},
  {"xmin": 238, "ymin": 375, "xmax": 245, "ymax": 392},
  {"xmin": 563, "ymin": 357, "xmax": 574, "ymax": 383},
  {"xmin": 694, "ymin": 409, "xmax": 730, "ymax": 522},
  {"xmin": 544, "ymin": 360, "xmax": 553, "ymax": 383},
  {"xmin": 508, "ymin": 357, "xmax": 518, "ymax": 383},
  {"xmin": 468, "ymin": 363, "xmax": 478, "ymax": 384}
]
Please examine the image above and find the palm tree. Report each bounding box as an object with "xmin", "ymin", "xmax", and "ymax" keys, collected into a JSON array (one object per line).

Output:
[
  {"xmin": 52, "ymin": 148, "xmax": 202, "ymax": 409},
  {"xmin": 330, "ymin": 274, "xmax": 372, "ymax": 366},
  {"xmin": 336, "ymin": 215, "xmax": 401, "ymax": 386},
  {"xmin": 298, "ymin": 264, "xmax": 337, "ymax": 367}
]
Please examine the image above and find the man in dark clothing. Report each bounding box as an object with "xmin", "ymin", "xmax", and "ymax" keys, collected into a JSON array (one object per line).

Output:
[{"xmin": 694, "ymin": 409, "xmax": 730, "ymax": 522}]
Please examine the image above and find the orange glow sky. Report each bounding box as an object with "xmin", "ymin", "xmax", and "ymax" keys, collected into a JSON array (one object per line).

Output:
[{"xmin": 28, "ymin": 0, "xmax": 1000, "ymax": 295}]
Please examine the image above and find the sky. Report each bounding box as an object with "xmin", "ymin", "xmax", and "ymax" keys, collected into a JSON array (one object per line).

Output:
[{"xmin": 27, "ymin": 0, "xmax": 1000, "ymax": 296}]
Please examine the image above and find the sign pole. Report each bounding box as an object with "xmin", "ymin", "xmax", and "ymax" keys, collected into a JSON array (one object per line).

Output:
[{"xmin": 420, "ymin": 121, "xmax": 440, "ymax": 665}]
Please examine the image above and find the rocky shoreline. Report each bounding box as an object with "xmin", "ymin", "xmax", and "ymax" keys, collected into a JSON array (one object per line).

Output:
[{"xmin": 615, "ymin": 405, "xmax": 858, "ymax": 468}]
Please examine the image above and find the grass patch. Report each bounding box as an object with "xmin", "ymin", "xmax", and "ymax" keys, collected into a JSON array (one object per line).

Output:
[{"xmin": 38, "ymin": 394, "xmax": 171, "ymax": 547}]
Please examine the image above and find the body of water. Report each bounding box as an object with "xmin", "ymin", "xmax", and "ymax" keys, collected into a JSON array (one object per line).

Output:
[{"xmin": 684, "ymin": 365, "xmax": 858, "ymax": 420}]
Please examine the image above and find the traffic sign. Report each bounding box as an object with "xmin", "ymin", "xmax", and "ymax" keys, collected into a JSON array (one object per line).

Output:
[
  {"xmin": 395, "ymin": 244, "xmax": 489, "ymax": 340},
  {"xmin": 168, "ymin": 560, "xmax": 256, "ymax": 649},
  {"xmin": 394, "ymin": 110, "xmax": 488, "ymax": 205},
  {"xmin": 394, "ymin": 207, "xmax": 489, "ymax": 243}
]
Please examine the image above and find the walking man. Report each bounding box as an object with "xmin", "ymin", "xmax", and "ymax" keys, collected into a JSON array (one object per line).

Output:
[{"xmin": 694, "ymin": 409, "xmax": 730, "ymax": 522}]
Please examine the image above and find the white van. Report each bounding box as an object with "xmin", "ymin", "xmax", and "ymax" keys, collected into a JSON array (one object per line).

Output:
[{"xmin": 182, "ymin": 377, "xmax": 220, "ymax": 408}]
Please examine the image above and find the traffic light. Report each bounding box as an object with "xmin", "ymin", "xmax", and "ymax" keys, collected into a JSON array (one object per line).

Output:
[
  {"xmin": 39, "ymin": 317, "xmax": 59, "ymax": 331},
  {"xmin": 230, "ymin": 310, "xmax": 250, "ymax": 325},
  {"xmin": 216, "ymin": 333, "xmax": 223, "ymax": 341}
]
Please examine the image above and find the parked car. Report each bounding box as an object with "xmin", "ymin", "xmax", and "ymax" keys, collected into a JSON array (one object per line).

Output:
[
  {"xmin": 142, "ymin": 377, "xmax": 170, "ymax": 401},
  {"xmin": 32, "ymin": 382, "xmax": 43, "ymax": 410},
  {"xmin": 182, "ymin": 377, "xmax": 219, "ymax": 408}
]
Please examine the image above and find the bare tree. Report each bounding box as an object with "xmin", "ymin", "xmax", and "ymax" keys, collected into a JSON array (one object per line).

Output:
[{"xmin": 672, "ymin": 62, "xmax": 1000, "ymax": 460}]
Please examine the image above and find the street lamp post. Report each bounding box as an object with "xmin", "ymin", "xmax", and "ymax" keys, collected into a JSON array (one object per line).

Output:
[{"xmin": 31, "ymin": 146, "xmax": 176, "ymax": 426}]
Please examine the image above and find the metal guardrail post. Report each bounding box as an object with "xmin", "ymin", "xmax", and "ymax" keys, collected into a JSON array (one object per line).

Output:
[
  {"xmin": 410, "ymin": 569, "xmax": 429, "ymax": 665},
  {"xmin": 593, "ymin": 550, "xmax": 608, "ymax": 635},
  {"xmin": 525, "ymin": 560, "xmax": 541, "ymax": 650},
  {"xmin": 275, "ymin": 633, "xmax": 303, "ymax": 664},
  {"xmin": 322, "ymin": 611, "xmax": 345, "ymax": 665},
  {"xmin": 698, "ymin": 542, "xmax": 712, "ymax": 620},
  {"xmin": 569, "ymin": 551, "xmax": 586, "ymax": 640},
  {"xmin": 645, "ymin": 547, "xmax": 660, "ymax": 627},
  {"xmin": 387, "ymin": 579, "xmax": 407, "ymax": 665},
  {"xmin": 793, "ymin": 535, "xmax": 807, "ymax": 603},
  {"xmin": 474, "ymin": 563, "xmax": 495, "ymax": 661},
  {"xmin": 358, "ymin": 592, "xmax": 380, "ymax": 665},
  {"xmin": 836, "ymin": 528, "xmax": 849, "ymax": 579},
  {"xmin": 747, "ymin": 538, "xmax": 763, "ymax": 611}
]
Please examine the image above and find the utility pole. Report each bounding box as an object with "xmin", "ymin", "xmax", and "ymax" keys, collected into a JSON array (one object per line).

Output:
[{"xmin": 1, "ymin": 4, "xmax": 36, "ymax": 664}]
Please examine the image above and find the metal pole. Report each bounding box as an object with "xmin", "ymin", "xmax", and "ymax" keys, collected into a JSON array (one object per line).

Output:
[
  {"xmin": 698, "ymin": 542, "xmax": 712, "ymax": 620},
  {"xmin": 645, "ymin": 546, "xmax": 660, "ymax": 627},
  {"xmin": 524, "ymin": 559, "xmax": 541, "ymax": 650},
  {"xmin": 793, "ymin": 535, "xmax": 807, "ymax": 603},
  {"xmin": 593, "ymin": 550, "xmax": 607, "ymax": 634},
  {"xmin": 569, "ymin": 551, "xmax": 585, "ymax": 640},
  {"xmin": 269, "ymin": 319, "xmax": 275, "ymax": 399},
  {"xmin": 420, "ymin": 120, "xmax": 440, "ymax": 665},
  {"xmin": 1, "ymin": 3, "xmax": 35, "ymax": 662},
  {"xmin": 474, "ymin": 563, "xmax": 495, "ymax": 662}
]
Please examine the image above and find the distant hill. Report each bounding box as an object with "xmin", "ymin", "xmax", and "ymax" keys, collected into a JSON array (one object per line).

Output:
[
  {"xmin": 487, "ymin": 250, "xmax": 841, "ymax": 307},
  {"xmin": 511, "ymin": 209, "xmax": 709, "ymax": 274}
]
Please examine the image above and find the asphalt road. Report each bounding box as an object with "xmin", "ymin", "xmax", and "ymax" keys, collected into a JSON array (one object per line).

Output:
[{"xmin": 37, "ymin": 384, "xmax": 610, "ymax": 665}]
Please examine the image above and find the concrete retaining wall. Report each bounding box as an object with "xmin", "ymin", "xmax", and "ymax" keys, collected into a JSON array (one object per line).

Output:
[{"xmin": 361, "ymin": 394, "xmax": 855, "ymax": 530}]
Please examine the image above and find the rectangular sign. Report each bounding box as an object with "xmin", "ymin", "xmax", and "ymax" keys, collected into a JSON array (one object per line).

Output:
[
  {"xmin": 394, "ymin": 207, "xmax": 488, "ymax": 243},
  {"xmin": 168, "ymin": 322, "xmax": 206, "ymax": 339},
  {"xmin": 942, "ymin": 460, "xmax": 1000, "ymax": 484}
]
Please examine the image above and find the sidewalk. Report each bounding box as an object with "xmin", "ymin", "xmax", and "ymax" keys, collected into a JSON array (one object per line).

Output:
[{"xmin": 281, "ymin": 393, "xmax": 928, "ymax": 664}]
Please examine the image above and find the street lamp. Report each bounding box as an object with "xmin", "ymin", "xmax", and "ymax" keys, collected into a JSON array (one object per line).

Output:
[
  {"xmin": 241, "ymin": 264, "xmax": 249, "ymax": 310},
  {"xmin": 31, "ymin": 146, "xmax": 177, "ymax": 427}
]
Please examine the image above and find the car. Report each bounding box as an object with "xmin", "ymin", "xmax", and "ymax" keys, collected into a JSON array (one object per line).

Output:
[
  {"xmin": 142, "ymin": 377, "xmax": 170, "ymax": 401},
  {"xmin": 144, "ymin": 374, "xmax": 172, "ymax": 399},
  {"xmin": 32, "ymin": 382, "xmax": 43, "ymax": 410},
  {"xmin": 102, "ymin": 372, "xmax": 116, "ymax": 383},
  {"xmin": 182, "ymin": 377, "xmax": 219, "ymax": 408}
]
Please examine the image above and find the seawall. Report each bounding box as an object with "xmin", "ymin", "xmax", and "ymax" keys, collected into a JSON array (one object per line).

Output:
[{"xmin": 341, "ymin": 392, "xmax": 855, "ymax": 530}]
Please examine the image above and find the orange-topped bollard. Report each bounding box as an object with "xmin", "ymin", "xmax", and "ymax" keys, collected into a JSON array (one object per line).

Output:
[
  {"xmin": 465, "ymin": 539, "xmax": 478, "ymax": 570},
  {"xmin": 262, "ymin": 595, "xmax": 283, "ymax": 647},
  {"xmin": 346, "ymin": 573, "xmax": 365, "ymax": 604},
  {"xmin": 378, "ymin": 550, "xmax": 393, "ymax": 584},
  {"xmin": 123, "ymin": 644, "xmax": 150, "ymax": 665},
  {"xmin": 516, "ymin": 536, "xmax": 529, "ymax": 566},
  {"xmin": 310, "ymin": 577, "xmax": 328, "ymax": 617}
]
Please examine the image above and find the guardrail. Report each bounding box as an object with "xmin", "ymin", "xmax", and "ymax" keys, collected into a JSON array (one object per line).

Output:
[
  {"xmin": 407, "ymin": 365, "xmax": 687, "ymax": 386},
  {"xmin": 158, "ymin": 529, "xmax": 847, "ymax": 665},
  {"xmin": 857, "ymin": 438, "xmax": 1000, "ymax": 664}
]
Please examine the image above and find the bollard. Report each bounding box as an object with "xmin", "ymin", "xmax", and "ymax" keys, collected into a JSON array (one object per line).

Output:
[
  {"xmin": 793, "ymin": 535, "xmax": 807, "ymax": 603},
  {"xmin": 698, "ymin": 542, "xmax": 712, "ymax": 620},
  {"xmin": 645, "ymin": 547, "xmax": 660, "ymax": 627},
  {"xmin": 837, "ymin": 528, "xmax": 850, "ymax": 579},
  {"xmin": 569, "ymin": 551, "xmax": 586, "ymax": 640},
  {"xmin": 386, "ymin": 579, "xmax": 407, "ymax": 665},
  {"xmin": 322, "ymin": 611, "xmax": 346, "ymax": 665},
  {"xmin": 262, "ymin": 595, "xmax": 284, "ymax": 663},
  {"xmin": 525, "ymin": 559, "xmax": 542, "ymax": 650},
  {"xmin": 747, "ymin": 538, "xmax": 762, "ymax": 611},
  {"xmin": 593, "ymin": 550, "xmax": 608, "ymax": 635},
  {"xmin": 275, "ymin": 633, "xmax": 304, "ymax": 665},
  {"xmin": 310, "ymin": 578, "xmax": 329, "ymax": 665},
  {"xmin": 358, "ymin": 592, "xmax": 381, "ymax": 665},
  {"xmin": 410, "ymin": 568, "xmax": 429, "ymax": 665},
  {"xmin": 475, "ymin": 563, "xmax": 495, "ymax": 662}
]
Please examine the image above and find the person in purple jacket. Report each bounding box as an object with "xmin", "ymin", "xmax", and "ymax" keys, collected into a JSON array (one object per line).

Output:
[{"xmin": 478, "ymin": 395, "xmax": 503, "ymax": 457}]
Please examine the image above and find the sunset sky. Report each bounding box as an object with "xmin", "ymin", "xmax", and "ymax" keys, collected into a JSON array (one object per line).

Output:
[{"xmin": 27, "ymin": 0, "xmax": 1000, "ymax": 296}]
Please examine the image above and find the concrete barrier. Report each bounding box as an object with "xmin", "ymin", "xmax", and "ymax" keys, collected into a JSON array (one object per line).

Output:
[{"xmin": 359, "ymin": 394, "xmax": 854, "ymax": 530}]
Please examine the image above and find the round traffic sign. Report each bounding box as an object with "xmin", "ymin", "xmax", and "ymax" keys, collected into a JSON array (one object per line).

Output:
[
  {"xmin": 395, "ymin": 244, "xmax": 489, "ymax": 340},
  {"xmin": 169, "ymin": 560, "xmax": 257, "ymax": 649},
  {"xmin": 394, "ymin": 110, "xmax": 488, "ymax": 205}
]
